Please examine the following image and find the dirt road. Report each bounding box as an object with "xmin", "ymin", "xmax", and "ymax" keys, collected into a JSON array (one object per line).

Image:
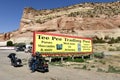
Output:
[{"xmin": 0, "ymin": 50, "xmax": 120, "ymax": 80}]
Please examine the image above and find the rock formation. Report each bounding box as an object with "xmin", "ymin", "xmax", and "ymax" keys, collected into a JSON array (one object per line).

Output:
[{"xmin": 0, "ymin": 1, "xmax": 120, "ymax": 43}]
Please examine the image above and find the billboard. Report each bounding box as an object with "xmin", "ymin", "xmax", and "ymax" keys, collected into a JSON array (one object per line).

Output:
[{"xmin": 33, "ymin": 32, "xmax": 93, "ymax": 56}]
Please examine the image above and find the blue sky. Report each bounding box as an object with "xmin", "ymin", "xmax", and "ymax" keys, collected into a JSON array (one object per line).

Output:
[{"xmin": 0, "ymin": 0, "xmax": 115, "ymax": 33}]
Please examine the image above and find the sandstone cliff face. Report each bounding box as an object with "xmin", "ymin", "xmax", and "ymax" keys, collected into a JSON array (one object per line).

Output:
[
  {"xmin": 19, "ymin": 11, "xmax": 120, "ymax": 37},
  {"xmin": 0, "ymin": 33, "xmax": 4, "ymax": 41},
  {"xmin": 1, "ymin": 2, "xmax": 120, "ymax": 43}
]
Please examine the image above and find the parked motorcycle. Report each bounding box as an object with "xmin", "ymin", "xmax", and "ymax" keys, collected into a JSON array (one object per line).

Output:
[
  {"xmin": 28, "ymin": 52, "xmax": 49, "ymax": 72},
  {"xmin": 8, "ymin": 53, "xmax": 23, "ymax": 67}
]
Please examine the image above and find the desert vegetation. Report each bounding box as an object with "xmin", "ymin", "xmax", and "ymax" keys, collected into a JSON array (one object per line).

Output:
[
  {"xmin": 68, "ymin": 5, "xmax": 120, "ymax": 18},
  {"xmin": 49, "ymin": 52, "xmax": 120, "ymax": 74},
  {"xmin": 93, "ymin": 36, "xmax": 120, "ymax": 44},
  {"xmin": 24, "ymin": 2, "xmax": 120, "ymax": 24},
  {"xmin": 93, "ymin": 36, "xmax": 120, "ymax": 51}
]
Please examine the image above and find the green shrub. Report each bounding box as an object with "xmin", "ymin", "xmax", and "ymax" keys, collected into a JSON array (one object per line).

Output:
[
  {"xmin": 94, "ymin": 52, "xmax": 105, "ymax": 59},
  {"xmin": 64, "ymin": 57, "xmax": 73, "ymax": 62},
  {"xmin": 104, "ymin": 36, "xmax": 110, "ymax": 40},
  {"xmin": 36, "ymin": 19, "xmax": 45, "ymax": 24},
  {"xmin": 91, "ymin": 65, "xmax": 95, "ymax": 68},
  {"xmin": 82, "ymin": 65, "xmax": 87, "ymax": 70},
  {"xmin": 68, "ymin": 12, "xmax": 79, "ymax": 17},
  {"xmin": 93, "ymin": 38, "xmax": 106, "ymax": 43},
  {"xmin": 30, "ymin": 42, "xmax": 33, "ymax": 45},
  {"xmin": 74, "ymin": 67, "xmax": 81, "ymax": 69},
  {"xmin": 108, "ymin": 37, "xmax": 116, "ymax": 44},
  {"xmin": 97, "ymin": 68, "xmax": 104, "ymax": 72},
  {"xmin": 116, "ymin": 47, "xmax": 120, "ymax": 51},
  {"xmin": 94, "ymin": 60, "xmax": 98, "ymax": 62},
  {"xmin": 117, "ymin": 37, "xmax": 120, "ymax": 41},
  {"xmin": 99, "ymin": 60, "xmax": 106, "ymax": 64},
  {"xmin": 107, "ymin": 65, "xmax": 120, "ymax": 74},
  {"xmin": 65, "ymin": 57, "xmax": 85, "ymax": 62},
  {"xmin": 109, "ymin": 47, "xmax": 120, "ymax": 51},
  {"xmin": 108, "ymin": 48, "xmax": 115, "ymax": 51},
  {"xmin": 74, "ymin": 58, "xmax": 85, "ymax": 62},
  {"xmin": 6, "ymin": 41, "xmax": 13, "ymax": 46}
]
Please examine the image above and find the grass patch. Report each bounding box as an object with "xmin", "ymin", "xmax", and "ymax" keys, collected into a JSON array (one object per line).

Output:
[
  {"xmin": 65, "ymin": 57, "xmax": 73, "ymax": 62},
  {"xmin": 107, "ymin": 65, "xmax": 120, "ymax": 74},
  {"xmin": 74, "ymin": 58, "xmax": 85, "ymax": 62},
  {"xmin": 65, "ymin": 57, "xmax": 85, "ymax": 62}
]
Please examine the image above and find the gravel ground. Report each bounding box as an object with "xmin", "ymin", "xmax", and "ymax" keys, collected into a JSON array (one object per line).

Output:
[{"xmin": 0, "ymin": 50, "xmax": 120, "ymax": 80}]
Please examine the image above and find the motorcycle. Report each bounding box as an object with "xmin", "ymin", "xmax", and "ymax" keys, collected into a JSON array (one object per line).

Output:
[
  {"xmin": 28, "ymin": 52, "xmax": 49, "ymax": 72},
  {"xmin": 8, "ymin": 53, "xmax": 23, "ymax": 67}
]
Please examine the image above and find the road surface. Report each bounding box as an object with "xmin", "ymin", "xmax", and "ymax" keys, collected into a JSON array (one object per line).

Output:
[{"xmin": 0, "ymin": 50, "xmax": 120, "ymax": 80}]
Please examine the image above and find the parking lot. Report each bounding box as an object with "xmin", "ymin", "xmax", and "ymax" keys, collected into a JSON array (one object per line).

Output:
[{"xmin": 0, "ymin": 50, "xmax": 120, "ymax": 80}]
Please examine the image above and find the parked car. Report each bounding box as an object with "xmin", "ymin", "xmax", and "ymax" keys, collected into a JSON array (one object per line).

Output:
[
  {"xmin": 15, "ymin": 46, "xmax": 25, "ymax": 52},
  {"xmin": 25, "ymin": 46, "xmax": 32, "ymax": 53}
]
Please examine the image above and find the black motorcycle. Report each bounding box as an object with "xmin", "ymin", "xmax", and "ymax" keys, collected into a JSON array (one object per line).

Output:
[
  {"xmin": 8, "ymin": 53, "xmax": 23, "ymax": 67},
  {"xmin": 28, "ymin": 53, "xmax": 49, "ymax": 72}
]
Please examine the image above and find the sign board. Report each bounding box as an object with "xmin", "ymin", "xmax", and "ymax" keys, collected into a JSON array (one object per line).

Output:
[{"xmin": 33, "ymin": 32, "xmax": 93, "ymax": 56}]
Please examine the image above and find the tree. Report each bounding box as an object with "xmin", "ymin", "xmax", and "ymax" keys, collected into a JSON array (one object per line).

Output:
[
  {"xmin": 30, "ymin": 42, "xmax": 33, "ymax": 45},
  {"xmin": 108, "ymin": 37, "xmax": 115, "ymax": 44},
  {"xmin": 6, "ymin": 41, "xmax": 13, "ymax": 46}
]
